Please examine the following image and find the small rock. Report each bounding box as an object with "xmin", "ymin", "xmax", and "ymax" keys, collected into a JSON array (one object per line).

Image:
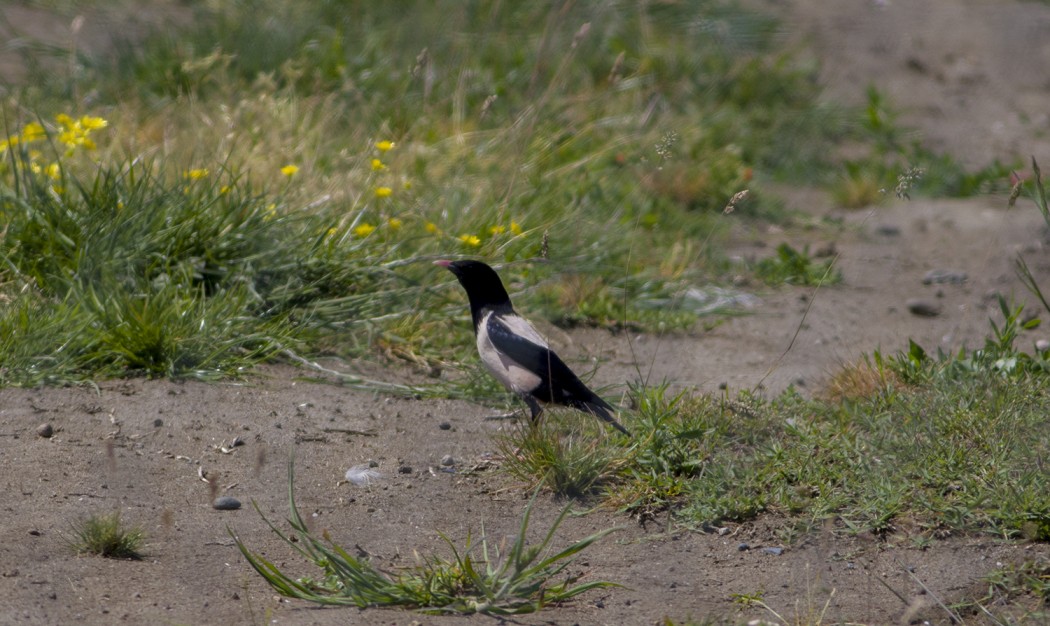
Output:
[
  {"xmin": 397, "ymin": 465, "xmax": 413, "ymax": 474},
  {"xmin": 737, "ymin": 542, "xmax": 750, "ymax": 551},
  {"xmin": 152, "ymin": 418, "xmax": 164, "ymax": 428},
  {"xmin": 28, "ymin": 529, "xmax": 40, "ymax": 536},
  {"xmin": 875, "ymin": 224, "xmax": 901, "ymax": 236},
  {"xmin": 440, "ymin": 455, "xmax": 455, "ymax": 467},
  {"xmin": 1036, "ymin": 339, "xmax": 1050, "ymax": 352},
  {"xmin": 762, "ymin": 547, "xmax": 784, "ymax": 556},
  {"xmin": 36, "ymin": 423, "xmax": 54, "ymax": 439},
  {"xmin": 922, "ymin": 269, "xmax": 967, "ymax": 285},
  {"xmin": 906, "ymin": 299, "xmax": 941, "ymax": 317},
  {"xmin": 438, "ymin": 421, "xmax": 452, "ymax": 430},
  {"xmin": 212, "ymin": 496, "xmax": 241, "ymax": 511}
]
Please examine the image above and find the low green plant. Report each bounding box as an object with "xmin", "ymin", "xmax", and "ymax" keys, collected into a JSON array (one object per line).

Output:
[
  {"xmin": 232, "ymin": 463, "xmax": 619, "ymax": 615},
  {"xmin": 495, "ymin": 409, "xmax": 629, "ymax": 498},
  {"xmin": 958, "ymin": 559, "xmax": 1050, "ymax": 624},
  {"xmin": 753, "ymin": 243, "xmax": 840, "ymax": 286},
  {"xmin": 69, "ymin": 511, "xmax": 145, "ymax": 559}
]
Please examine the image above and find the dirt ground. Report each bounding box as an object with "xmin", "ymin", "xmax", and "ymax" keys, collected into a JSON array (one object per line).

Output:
[{"xmin": 3, "ymin": 2, "xmax": 1050, "ymax": 625}]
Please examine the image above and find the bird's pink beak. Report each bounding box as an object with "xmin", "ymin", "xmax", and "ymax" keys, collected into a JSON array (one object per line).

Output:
[{"xmin": 433, "ymin": 260, "xmax": 451, "ymax": 268}]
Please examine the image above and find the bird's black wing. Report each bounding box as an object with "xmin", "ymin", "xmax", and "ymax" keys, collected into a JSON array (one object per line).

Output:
[{"xmin": 485, "ymin": 314, "xmax": 630, "ymax": 435}]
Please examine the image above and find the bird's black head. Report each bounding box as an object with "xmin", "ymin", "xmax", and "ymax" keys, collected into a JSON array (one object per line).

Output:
[{"xmin": 435, "ymin": 260, "xmax": 514, "ymax": 328}]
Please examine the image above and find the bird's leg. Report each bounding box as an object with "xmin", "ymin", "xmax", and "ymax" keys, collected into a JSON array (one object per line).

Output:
[
  {"xmin": 484, "ymin": 395, "xmax": 534, "ymax": 421},
  {"xmin": 522, "ymin": 395, "xmax": 544, "ymax": 423}
]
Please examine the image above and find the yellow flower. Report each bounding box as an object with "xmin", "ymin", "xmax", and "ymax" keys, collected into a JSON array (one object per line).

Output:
[
  {"xmin": 57, "ymin": 130, "xmax": 78, "ymax": 148},
  {"xmin": 354, "ymin": 223, "xmax": 376, "ymax": 237},
  {"xmin": 219, "ymin": 185, "xmax": 231, "ymax": 194},
  {"xmin": 79, "ymin": 116, "xmax": 108, "ymax": 130},
  {"xmin": 387, "ymin": 217, "xmax": 403, "ymax": 230},
  {"xmin": 21, "ymin": 122, "xmax": 46, "ymax": 143},
  {"xmin": 265, "ymin": 203, "xmax": 277, "ymax": 221},
  {"xmin": 424, "ymin": 222, "xmax": 439, "ymax": 234},
  {"xmin": 371, "ymin": 158, "xmax": 385, "ymax": 171},
  {"xmin": 1, "ymin": 135, "xmax": 19, "ymax": 150},
  {"xmin": 280, "ymin": 164, "xmax": 299, "ymax": 177},
  {"xmin": 375, "ymin": 140, "xmax": 395, "ymax": 152},
  {"xmin": 326, "ymin": 227, "xmax": 338, "ymax": 238},
  {"xmin": 375, "ymin": 186, "xmax": 393, "ymax": 198},
  {"xmin": 510, "ymin": 221, "xmax": 523, "ymax": 236},
  {"xmin": 30, "ymin": 162, "xmax": 41, "ymax": 175},
  {"xmin": 458, "ymin": 234, "xmax": 482, "ymax": 247},
  {"xmin": 45, "ymin": 163, "xmax": 61, "ymax": 180},
  {"xmin": 489, "ymin": 225, "xmax": 506, "ymax": 235},
  {"xmin": 55, "ymin": 113, "xmax": 75, "ymax": 129},
  {"xmin": 186, "ymin": 168, "xmax": 210, "ymax": 180}
]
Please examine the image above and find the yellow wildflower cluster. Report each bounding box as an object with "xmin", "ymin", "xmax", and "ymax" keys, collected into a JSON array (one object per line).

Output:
[
  {"xmin": 1, "ymin": 114, "xmax": 108, "ymax": 154},
  {"xmin": 55, "ymin": 114, "xmax": 108, "ymax": 152},
  {"xmin": 371, "ymin": 139, "xmax": 397, "ymax": 199},
  {"xmin": 447, "ymin": 221, "xmax": 524, "ymax": 248},
  {"xmin": 0, "ymin": 114, "xmax": 109, "ymax": 185}
]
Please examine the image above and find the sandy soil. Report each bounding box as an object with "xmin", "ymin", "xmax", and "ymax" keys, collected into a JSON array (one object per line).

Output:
[{"xmin": 2, "ymin": 2, "xmax": 1050, "ymax": 625}]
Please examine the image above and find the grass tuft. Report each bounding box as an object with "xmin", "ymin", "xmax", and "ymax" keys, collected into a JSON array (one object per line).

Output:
[
  {"xmin": 69, "ymin": 511, "xmax": 145, "ymax": 559},
  {"xmin": 232, "ymin": 462, "xmax": 619, "ymax": 615}
]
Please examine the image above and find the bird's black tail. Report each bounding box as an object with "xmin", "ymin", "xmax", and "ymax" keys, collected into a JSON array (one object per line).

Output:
[{"xmin": 577, "ymin": 397, "xmax": 631, "ymax": 436}]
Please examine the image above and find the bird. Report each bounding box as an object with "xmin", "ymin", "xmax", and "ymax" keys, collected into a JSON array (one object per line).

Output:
[{"xmin": 435, "ymin": 259, "xmax": 630, "ymax": 436}]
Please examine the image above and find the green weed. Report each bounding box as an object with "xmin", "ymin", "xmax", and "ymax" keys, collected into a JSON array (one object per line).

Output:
[
  {"xmin": 233, "ymin": 463, "xmax": 619, "ymax": 614},
  {"xmin": 69, "ymin": 511, "xmax": 145, "ymax": 559},
  {"xmin": 753, "ymin": 243, "xmax": 840, "ymax": 286}
]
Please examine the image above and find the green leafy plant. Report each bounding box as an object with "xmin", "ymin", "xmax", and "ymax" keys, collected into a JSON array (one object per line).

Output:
[
  {"xmin": 232, "ymin": 463, "xmax": 619, "ymax": 615},
  {"xmin": 754, "ymin": 243, "xmax": 840, "ymax": 286}
]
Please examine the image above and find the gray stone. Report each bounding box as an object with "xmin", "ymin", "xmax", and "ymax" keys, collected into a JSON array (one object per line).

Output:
[{"xmin": 212, "ymin": 496, "xmax": 241, "ymax": 511}]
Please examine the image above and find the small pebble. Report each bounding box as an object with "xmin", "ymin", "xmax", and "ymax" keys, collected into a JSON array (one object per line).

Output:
[
  {"xmin": 1036, "ymin": 339, "xmax": 1050, "ymax": 352},
  {"xmin": 438, "ymin": 421, "xmax": 452, "ymax": 430},
  {"xmin": 762, "ymin": 547, "xmax": 784, "ymax": 556},
  {"xmin": 440, "ymin": 455, "xmax": 455, "ymax": 467},
  {"xmin": 875, "ymin": 224, "xmax": 901, "ymax": 236},
  {"xmin": 212, "ymin": 496, "xmax": 241, "ymax": 511},
  {"xmin": 922, "ymin": 269, "xmax": 967, "ymax": 285},
  {"xmin": 36, "ymin": 423, "xmax": 54, "ymax": 438},
  {"xmin": 737, "ymin": 542, "xmax": 750, "ymax": 551},
  {"xmin": 397, "ymin": 465, "xmax": 413, "ymax": 474},
  {"xmin": 906, "ymin": 299, "xmax": 941, "ymax": 317},
  {"xmin": 28, "ymin": 529, "xmax": 41, "ymax": 536}
]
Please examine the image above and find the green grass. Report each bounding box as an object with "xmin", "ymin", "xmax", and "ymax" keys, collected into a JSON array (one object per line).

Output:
[
  {"xmin": 504, "ymin": 325, "xmax": 1050, "ymax": 543},
  {"xmin": 964, "ymin": 558, "xmax": 1050, "ymax": 623},
  {"xmin": 0, "ymin": 0, "xmax": 1009, "ymax": 387},
  {"xmin": 69, "ymin": 511, "xmax": 145, "ymax": 559},
  {"xmin": 232, "ymin": 463, "xmax": 619, "ymax": 615}
]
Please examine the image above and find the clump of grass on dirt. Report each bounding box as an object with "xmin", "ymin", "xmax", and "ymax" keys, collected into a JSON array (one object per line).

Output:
[
  {"xmin": 232, "ymin": 463, "xmax": 618, "ymax": 615},
  {"xmin": 965, "ymin": 558, "xmax": 1050, "ymax": 623},
  {"xmin": 503, "ymin": 321, "xmax": 1050, "ymax": 542},
  {"xmin": 69, "ymin": 511, "xmax": 145, "ymax": 559}
]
